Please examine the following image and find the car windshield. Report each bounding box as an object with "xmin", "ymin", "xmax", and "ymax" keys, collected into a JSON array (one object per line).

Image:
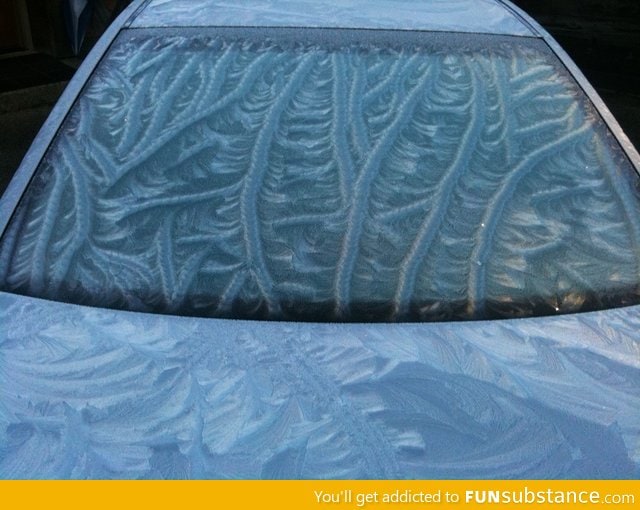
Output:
[{"xmin": 1, "ymin": 27, "xmax": 640, "ymax": 322}]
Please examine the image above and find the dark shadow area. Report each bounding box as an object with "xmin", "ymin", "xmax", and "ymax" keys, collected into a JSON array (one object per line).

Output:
[
  {"xmin": 0, "ymin": 53, "xmax": 75, "ymax": 93},
  {"xmin": 343, "ymin": 360, "xmax": 638, "ymax": 478}
]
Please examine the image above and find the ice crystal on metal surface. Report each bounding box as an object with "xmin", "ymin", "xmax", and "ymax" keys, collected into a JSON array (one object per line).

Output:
[
  {"xmin": 131, "ymin": 0, "xmax": 532, "ymax": 36},
  {"xmin": 1, "ymin": 292, "xmax": 639, "ymax": 478}
]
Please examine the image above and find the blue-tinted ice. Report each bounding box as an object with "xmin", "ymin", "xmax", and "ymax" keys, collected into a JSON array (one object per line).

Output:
[
  {"xmin": 131, "ymin": 0, "xmax": 532, "ymax": 36},
  {"xmin": 1, "ymin": 291, "xmax": 639, "ymax": 478},
  {"xmin": 1, "ymin": 29, "xmax": 639, "ymax": 321}
]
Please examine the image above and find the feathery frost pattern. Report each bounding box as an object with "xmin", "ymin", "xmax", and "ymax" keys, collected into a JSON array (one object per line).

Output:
[
  {"xmin": 1, "ymin": 292, "xmax": 639, "ymax": 478},
  {"xmin": 1, "ymin": 29, "xmax": 640, "ymax": 321}
]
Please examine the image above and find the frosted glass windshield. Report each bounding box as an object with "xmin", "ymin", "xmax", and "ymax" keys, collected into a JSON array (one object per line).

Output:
[{"xmin": 1, "ymin": 28, "xmax": 640, "ymax": 321}]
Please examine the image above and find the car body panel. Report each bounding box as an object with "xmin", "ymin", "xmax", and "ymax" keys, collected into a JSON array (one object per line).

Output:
[{"xmin": 1, "ymin": 290, "xmax": 639, "ymax": 478}]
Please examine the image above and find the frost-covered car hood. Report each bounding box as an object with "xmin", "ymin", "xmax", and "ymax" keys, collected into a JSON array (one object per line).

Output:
[
  {"xmin": 2, "ymin": 291, "xmax": 639, "ymax": 479},
  {"xmin": 1, "ymin": 0, "xmax": 640, "ymax": 479}
]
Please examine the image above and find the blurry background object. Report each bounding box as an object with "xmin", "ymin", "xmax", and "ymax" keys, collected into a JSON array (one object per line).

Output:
[{"xmin": 62, "ymin": 0, "xmax": 93, "ymax": 56}]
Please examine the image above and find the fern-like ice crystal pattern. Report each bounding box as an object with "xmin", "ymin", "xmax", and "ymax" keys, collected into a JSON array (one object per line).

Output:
[{"xmin": 1, "ymin": 29, "xmax": 639, "ymax": 321}]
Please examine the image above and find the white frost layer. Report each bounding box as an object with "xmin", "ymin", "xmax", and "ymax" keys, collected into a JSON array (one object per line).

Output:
[
  {"xmin": 1, "ymin": 292, "xmax": 639, "ymax": 479},
  {"xmin": 131, "ymin": 0, "xmax": 532, "ymax": 36},
  {"xmin": 4, "ymin": 33, "xmax": 638, "ymax": 322}
]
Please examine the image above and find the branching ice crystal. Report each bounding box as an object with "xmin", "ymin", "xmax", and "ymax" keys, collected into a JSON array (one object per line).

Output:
[{"xmin": 1, "ymin": 29, "xmax": 639, "ymax": 321}]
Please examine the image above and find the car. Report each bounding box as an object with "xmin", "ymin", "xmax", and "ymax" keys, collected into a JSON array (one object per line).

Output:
[{"xmin": 1, "ymin": 0, "xmax": 639, "ymax": 479}]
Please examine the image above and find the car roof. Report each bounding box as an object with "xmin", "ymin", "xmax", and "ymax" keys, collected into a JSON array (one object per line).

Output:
[{"xmin": 129, "ymin": 0, "xmax": 535, "ymax": 36}]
